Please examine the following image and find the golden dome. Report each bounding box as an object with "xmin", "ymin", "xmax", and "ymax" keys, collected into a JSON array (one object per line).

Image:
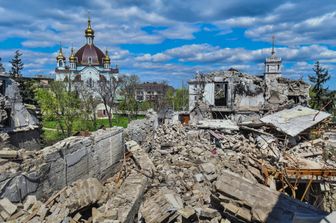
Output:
[
  {"xmin": 56, "ymin": 47, "xmax": 65, "ymax": 60},
  {"xmin": 103, "ymin": 50, "xmax": 110, "ymax": 63},
  {"xmin": 69, "ymin": 47, "xmax": 76, "ymax": 63},
  {"xmin": 85, "ymin": 17, "xmax": 95, "ymax": 37}
]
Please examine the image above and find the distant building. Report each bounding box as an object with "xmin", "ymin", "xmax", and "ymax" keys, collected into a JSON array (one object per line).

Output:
[
  {"xmin": 95, "ymin": 103, "xmax": 111, "ymax": 119},
  {"xmin": 135, "ymin": 82, "xmax": 173, "ymax": 102},
  {"xmin": 21, "ymin": 75, "xmax": 54, "ymax": 87},
  {"xmin": 55, "ymin": 16, "xmax": 119, "ymax": 87}
]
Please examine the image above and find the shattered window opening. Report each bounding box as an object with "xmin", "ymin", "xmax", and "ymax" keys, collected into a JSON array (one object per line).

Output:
[{"xmin": 214, "ymin": 82, "xmax": 228, "ymax": 106}]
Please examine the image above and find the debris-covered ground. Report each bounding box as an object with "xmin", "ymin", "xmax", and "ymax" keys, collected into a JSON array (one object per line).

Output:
[{"xmin": 1, "ymin": 109, "xmax": 336, "ymax": 222}]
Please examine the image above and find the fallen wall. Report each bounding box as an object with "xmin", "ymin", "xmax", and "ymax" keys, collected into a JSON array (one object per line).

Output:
[
  {"xmin": 124, "ymin": 110, "xmax": 158, "ymax": 146},
  {"xmin": 93, "ymin": 140, "xmax": 156, "ymax": 223},
  {"xmin": 0, "ymin": 127, "xmax": 124, "ymax": 203}
]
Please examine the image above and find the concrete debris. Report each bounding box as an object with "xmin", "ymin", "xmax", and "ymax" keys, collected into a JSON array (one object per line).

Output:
[
  {"xmin": 140, "ymin": 190, "xmax": 183, "ymax": 223},
  {"xmin": 213, "ymin": 170, "xmax": 326, "ymax": 222},
  {"xmin": 196, "ymin": 119, "xmax": 239, "ymax": 132},
  {"xmin": 0, "ymin": 76, "xmax": 41, "ymax": 150},
  {"xmin": 0, "ymin": 149, "xmax": 22, "ymax": 160},
  {"xmin": 124, "ymin": 109, "xmax": 158, "ymax": 146},
  {"xmin": 320, "ymin": 211, "xmax": 336, "ymax": 223},
  {"xmin": 0, "ymin": 198, "xmax": 17, "ymax": 218},
  {"xmin": 260, "ymin": 105, "xmax": 331, "ymax": 137},
  {"xmin": 1, "ymin": 109, "xmax": 336, "ymax": 223},
  {"xmin": 0, "ymin": 127, "xmax": 123, "ymax": 203}
]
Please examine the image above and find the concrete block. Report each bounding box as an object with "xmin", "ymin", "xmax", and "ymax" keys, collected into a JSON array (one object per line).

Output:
[{"xmin": 0, "ymin": 197, "xmax": 17, "ymax": 215}]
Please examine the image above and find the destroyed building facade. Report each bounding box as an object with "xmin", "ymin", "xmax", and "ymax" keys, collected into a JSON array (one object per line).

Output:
[
  {"xmin": 0, "ymin": 66, "xmax": 40, "ymax": 149},
  {"xmin": 188, "ymin": 47, "xmax": 310, "ymax": 119}
]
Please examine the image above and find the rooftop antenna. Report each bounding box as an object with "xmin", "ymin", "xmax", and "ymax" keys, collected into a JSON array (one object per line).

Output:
[{"xmin": 271, "ymin": 35, "xmax": 275, "ymax": 55}]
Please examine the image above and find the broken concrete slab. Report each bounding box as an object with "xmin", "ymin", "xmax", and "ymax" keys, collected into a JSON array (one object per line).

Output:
[
  {"xmin": 260, "ymin": 105, "xmax": 331, "ymax": 137},
  {"xmin": 200, "ymin": 162, "xmax": 216, "ymax": 175},
  {"xmin": 93, "ymin": 141, "xmax": 154, "ymax": 223},
  {"xmin": 0, "ymin": 127, "xmax": 124, "ymax": 203},
  {"xmin": 0, "ymin": 197, "xmax": 17, "ymax": 216},
  {"xmin": 141, "ymin": 190, "xmax": 183, "ymax": 223},
  {"xmin": 23, "ymin": 195, "xmax": 37, "ymax": 211},
  {"xmin": 213, "ymin": 170, "xmax": 328, "ymax": 223},
  {"xmin": 197, "ymin": 119, "xmax": 239, "ymax": 131},
  {"xmin": 178, "ymin": 207, "xmax": 197, "ymax": 221},
  {"xmin": 319, "ymin": 211, "xmax": 336, "ymax": 223}
]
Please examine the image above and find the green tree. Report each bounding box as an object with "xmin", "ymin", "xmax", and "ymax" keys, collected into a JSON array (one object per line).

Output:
[
  {"xmin": 76, "ymin": 83, "xmax": 100, "ymax": 131},
  {"xmin": 18, "ymin": 79, "xmax": 38, "ymax": 105},
  {"xmin": 138, "ymin": 100, "xmax": 153, "ymax": 111},
  {"xmin": 119, "ymin": 75, "xmax": 140, "ymax": 120},
  {"xmin": 97, "ymin": 75, "xmax": 123, "ymax": 127},
  {"xmin": 309, "ymin": 61, "xmax": 331, "ymax": 109},
  {"xmin": 9, "ymin": 50, "xmax": 24, "ymax": 79},
  {"xmin": 166, "ymin": 87, "xmax": 189, "ymax": 111},
  {"xmin": 36, "ymin": 81, "xmax": 80, "ymax": 137}
]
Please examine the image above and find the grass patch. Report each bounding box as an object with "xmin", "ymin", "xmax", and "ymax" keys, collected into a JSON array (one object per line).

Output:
[
  {"xmin": 42, "ymin": 114, "xmax": 144, "ymax": 145},
  {"xmin": 42, "ymin": 129, "xmax": 65, "ymax": 146}
]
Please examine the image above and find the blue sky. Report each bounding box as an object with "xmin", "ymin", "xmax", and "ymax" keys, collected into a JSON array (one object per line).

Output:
[{"xmin": 0, "ymin": 0, "xmax": 336, "ymax": 89}]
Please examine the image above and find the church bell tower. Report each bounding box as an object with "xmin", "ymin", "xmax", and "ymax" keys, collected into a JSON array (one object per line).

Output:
[{"xmin": 264, "ymin": 36, "xmax": 281, "ymax": 78}]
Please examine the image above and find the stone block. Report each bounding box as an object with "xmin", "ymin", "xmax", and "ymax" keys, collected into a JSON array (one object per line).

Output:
[
  {"xmin": 200, "ymin": 162, "xmax": 216, "ymax": 174},
  {"xmin": 0, "ymin": 197, "xmax": 17, "ymax": 215}
]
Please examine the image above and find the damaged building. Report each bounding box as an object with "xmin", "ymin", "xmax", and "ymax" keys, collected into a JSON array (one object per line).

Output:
[
  {"xmin": 188, "ymin": 46, "xmax": 310, "ymax": 121},
  {"xmin": 0, "ymin": 60, "xmax": 40, "ymax": 150}
]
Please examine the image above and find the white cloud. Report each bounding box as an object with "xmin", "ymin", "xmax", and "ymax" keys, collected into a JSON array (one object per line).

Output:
[{"xmin": 1, "ymin": 0, "xmax": 336, "ymax": 87}]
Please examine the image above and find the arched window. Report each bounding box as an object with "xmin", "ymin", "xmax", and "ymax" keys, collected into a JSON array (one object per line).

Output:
[
  {"xmin": 59, "ymin": 60, "xmax": 63, "ymax": 67},
  {"xmin": 88, "ymin": 57, "xmax": 92, "ymax": 64}
]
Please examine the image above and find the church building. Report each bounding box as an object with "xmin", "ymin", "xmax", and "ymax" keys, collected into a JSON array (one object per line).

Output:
[{"xmin": 55, "ymin": 17, "xmax": 119, "ymax": 85}]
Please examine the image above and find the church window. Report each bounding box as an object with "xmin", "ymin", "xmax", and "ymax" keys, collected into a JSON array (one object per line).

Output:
[
  {"xmin": 277, "ymin": 64, "xmax": 280, "ymax": 70},
  {"xmin": 59, "ymin": 60, "xmax": 63, "ymax": 67},
  {"xmin": 267, "ymin": 65, "xmax": 269, "ymax": 72},
  {"xmin": 88, "ymin": 57, "xmax": 92, "ymax": 64}
]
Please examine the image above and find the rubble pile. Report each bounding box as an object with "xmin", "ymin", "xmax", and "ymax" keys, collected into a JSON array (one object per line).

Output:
[
  {"xmin": 148, "ymin": 123, "xmax": 280, "ymax": 184},
  {"xmin": 0, "ymin": 128, "xmax": 123, "ymax": 204},
  {"xmin": 0, "ymin": 141, "xmax": 154, "ymax": 223},
  {"xmin": 135, "ymin": 123, "xmax": 333, "ymax": 222},
  {"xmin": 1, "ymin": 109, "xmax": 336, "ymax": 222},
  {"xmin": 124, "ymin": 109, "xmax": 158, "ymax": 146},
  {"xmin": 0, "ymin": 93, "xmax": 8, "ymax": 125},
  {"xmin": 1, "ymin": 178, "xmax": 106, "ymax": 222}
]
